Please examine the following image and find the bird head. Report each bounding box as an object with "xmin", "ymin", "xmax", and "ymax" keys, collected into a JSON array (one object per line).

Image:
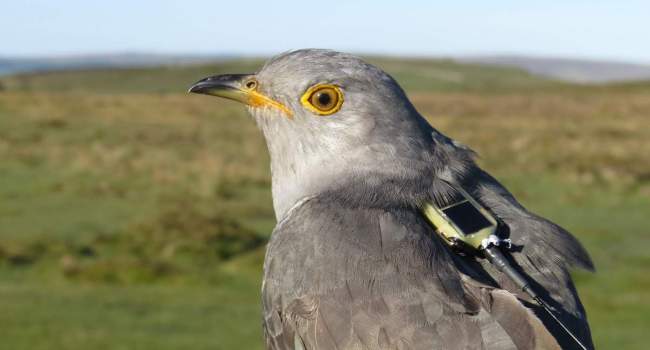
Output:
[{"xmin": 190, "ymin": 49, "xmax": 458, "ymax": 218}]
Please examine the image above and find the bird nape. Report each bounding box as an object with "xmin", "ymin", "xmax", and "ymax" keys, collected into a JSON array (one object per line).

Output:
[{"xmin": 189, "ymin": 49, "xmax": 595, "ymax": 350}]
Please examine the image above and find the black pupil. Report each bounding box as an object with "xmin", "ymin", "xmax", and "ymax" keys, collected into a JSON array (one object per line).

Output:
[{"xmin": 317, "ymin": 92, "xmax": 332, "ymax": 106}]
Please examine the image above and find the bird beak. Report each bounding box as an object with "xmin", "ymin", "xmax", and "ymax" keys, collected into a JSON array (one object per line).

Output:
[{"xmin": 188, "ymin": 74, "xmax": 293, "ymax": 118}]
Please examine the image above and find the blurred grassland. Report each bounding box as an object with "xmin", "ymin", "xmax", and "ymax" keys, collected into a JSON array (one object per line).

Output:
[{"xmin": 0, "ymin": 58, "xmax": 649, "ymax": 349}]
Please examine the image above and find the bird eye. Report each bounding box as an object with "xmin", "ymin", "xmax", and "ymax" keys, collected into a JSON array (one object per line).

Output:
[{"xmin": 300, "ymin": 84, "xmax": 344, "ymax": 115}]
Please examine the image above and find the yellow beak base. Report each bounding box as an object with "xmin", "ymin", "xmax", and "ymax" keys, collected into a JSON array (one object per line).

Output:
[{"xmin": 189, "ymin": 74, "xmax": 292, "ymax": 118}]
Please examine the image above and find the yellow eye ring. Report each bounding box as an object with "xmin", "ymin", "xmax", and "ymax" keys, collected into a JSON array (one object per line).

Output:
[{"xmin": 300, "ymin": 84, "xmax": 344, "ymax": 116}]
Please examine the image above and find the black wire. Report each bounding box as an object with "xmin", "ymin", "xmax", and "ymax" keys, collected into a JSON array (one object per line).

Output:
[
  {"xmin": 483, "ymin": 246, "xmax": 588, "ymax": 350},
  {"xmin": 534, "ymin": 296, "xmax": 588, "ymax": 350}
]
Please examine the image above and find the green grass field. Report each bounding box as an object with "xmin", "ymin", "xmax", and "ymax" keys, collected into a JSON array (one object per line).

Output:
[{"xmin": 0, "ymin": 59, "xmax": 649, "ymax": 349}]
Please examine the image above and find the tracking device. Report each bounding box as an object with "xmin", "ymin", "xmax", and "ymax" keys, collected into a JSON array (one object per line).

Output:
[
  {"xmin": 421, "ymin": 183, "xmax": 589, "ymax": 350},
  {"xmin": 421, "ymin": 186, "xmax": 500, "ymax": 252}
]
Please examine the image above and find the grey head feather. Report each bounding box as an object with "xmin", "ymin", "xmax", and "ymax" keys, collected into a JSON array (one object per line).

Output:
[{"xmin": 249, "ymin": 49, "xmax": 474, "ymax": 219}]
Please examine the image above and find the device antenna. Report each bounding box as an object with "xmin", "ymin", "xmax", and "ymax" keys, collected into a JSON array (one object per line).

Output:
[{"xmin": 483, "ymin": 246, "xmax": 589, "ymax": 350}]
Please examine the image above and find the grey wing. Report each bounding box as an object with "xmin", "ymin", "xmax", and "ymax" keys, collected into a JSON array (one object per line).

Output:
[
  {"xmin": 262, "ymin": 199, "xmax": 563, "ymax": 350},
  {"xmin": 471, "ymin": 170, "xmax": 594, "ymax": 349},
  {"xmin": 428, "ymin": 131, "xmax": 594, "ymax": 348}
]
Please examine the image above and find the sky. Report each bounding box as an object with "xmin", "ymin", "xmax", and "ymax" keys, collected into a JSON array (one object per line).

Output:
[{"xmin": 2, "ymin": 0, "xmax": 649, "ymax": 63}]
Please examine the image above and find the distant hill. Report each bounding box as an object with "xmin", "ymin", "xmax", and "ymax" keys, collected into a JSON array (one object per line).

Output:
[
  {"xmin": 3, "ymin": 53, "xmax": 650, "ymax": 84},
  {"xmin": 0, "ymin": 56, "xmax": 563, "ymax": 94},
  {"xmin": 3, "ymin": 53, "xmax": 650, "ymax": 95},
  {"xmin": 458, "ymin": 55, "xmax": 650, "ymax": 83},
  {"xmin": 0, "ymin": 53, "xmax": 229, "ymax": 76}
]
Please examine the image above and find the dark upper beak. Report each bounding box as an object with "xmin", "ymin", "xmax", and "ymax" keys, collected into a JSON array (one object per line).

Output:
[
  {"xmin": 188, "ymin": 74, "xmax": 250, "ymax": 95},
  {"xmin": 188, "ymin": 74, "xmax": 293, "ymax": 117}
]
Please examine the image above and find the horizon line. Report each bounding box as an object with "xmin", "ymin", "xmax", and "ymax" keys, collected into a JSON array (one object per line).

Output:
[{"xmin": 2, "ymin": 50, "xmax": 650, "ymax": 66}]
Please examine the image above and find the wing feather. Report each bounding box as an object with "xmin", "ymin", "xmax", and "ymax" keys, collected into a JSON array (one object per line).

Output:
[{"xmin": 262, "ymin": 197, "xmax": 576, "ymax": 349}]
